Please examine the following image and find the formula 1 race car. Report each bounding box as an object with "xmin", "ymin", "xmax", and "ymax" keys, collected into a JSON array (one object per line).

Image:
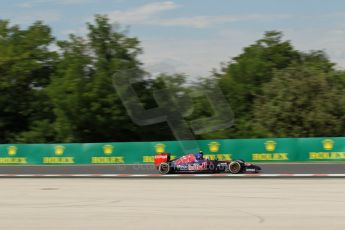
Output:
[{"xmin": 154, "ymin": 152, "xmax": 261, "ymax": 174}]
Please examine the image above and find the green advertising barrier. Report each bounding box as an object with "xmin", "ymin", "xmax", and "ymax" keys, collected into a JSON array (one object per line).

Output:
[{"xmin": 0, "ymin": 137, "xmax": 344, "ymax": 165}]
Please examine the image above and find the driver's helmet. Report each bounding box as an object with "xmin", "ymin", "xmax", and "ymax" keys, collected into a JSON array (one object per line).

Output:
[{"xmin": 195, "ymin": 151, "xmax": 203, "ymax": 160}]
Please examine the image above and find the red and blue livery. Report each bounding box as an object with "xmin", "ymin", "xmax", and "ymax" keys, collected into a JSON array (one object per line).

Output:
[{"xmin": 154, "ymin": 151, "xmax": 261, "ymax": 174}]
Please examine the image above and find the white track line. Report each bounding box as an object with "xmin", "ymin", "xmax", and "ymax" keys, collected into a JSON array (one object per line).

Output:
[{"xmin": 0, "ymin": 174, "xmax": 345, "ymax": 177}]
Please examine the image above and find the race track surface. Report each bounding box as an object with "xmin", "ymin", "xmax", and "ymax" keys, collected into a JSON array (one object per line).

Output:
[
  {"xmin": 0, "ymin": 163, "xmax": 345, "ymax": 174},
  {"xmin": 1, "ymin": 178, "xmax": 344, "ymax": 230}
]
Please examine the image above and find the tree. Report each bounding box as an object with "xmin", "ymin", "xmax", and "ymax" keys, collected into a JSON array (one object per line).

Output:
[
  {"xmin": 207, "ymin": 31, "xmax": 301, "ymax": 138},
  {"xmin": 0, "ymin": 20, "xmax": 56, "ymax": 143},
  {"xmin": 1, "ymin": 19, "xmax": 344, "ymax": 143},
  {"xmin": 47, "ymin": 15, "xmax": 145, "ymax": 142},
  {"xmin": 253, "ymin": 64, "xmax": 345, "ymax": 137}
]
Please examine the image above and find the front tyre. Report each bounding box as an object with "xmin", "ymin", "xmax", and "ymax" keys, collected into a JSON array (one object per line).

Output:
[
  {"xmin": 158, "ymin": 163, "xmax": 171, "ymax": 174},
  {"xmin": 228, "ymin": 161, "xmax": 242, "ymax": 174}
]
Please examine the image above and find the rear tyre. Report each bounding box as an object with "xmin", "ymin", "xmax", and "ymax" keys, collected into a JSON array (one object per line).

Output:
[
  {"xmin": 158, "ymin": 163, "xmax": 171, "ymax": 174},
  {"xmin": 228, "ymin": 161, "xmax": 242, "ymax": 174}
]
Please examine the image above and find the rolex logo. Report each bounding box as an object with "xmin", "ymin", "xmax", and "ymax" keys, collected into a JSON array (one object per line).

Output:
[
  {"xmin": 103, "ymin": 145, "xmax": 113, "ymax": 155},
  {"xmin": 265, "ymin": 140, "xmax": 277, "ymax": 152},
  {"xmin": 155, "ymin": 144, "xmax": 165, "ymax": 154},
  {"xmin": 54, "ymin": 145, "xmax": 65, "ymax": 156},
  {"xmin": 322, "ymin": 139, "xmax": 334, "ymax": 151},
  {"xmin": 208, "ymin": 142, "xmax": 220, "ymax": 153},
  {"xmin": 7, "ymin": 146, "xmax": 17, "ymax": 156}
]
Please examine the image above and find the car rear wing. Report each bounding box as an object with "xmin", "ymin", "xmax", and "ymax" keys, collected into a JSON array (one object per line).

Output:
[{"xmin": 154, "ymin": 153, "xmax": 171, "ymax": 167}]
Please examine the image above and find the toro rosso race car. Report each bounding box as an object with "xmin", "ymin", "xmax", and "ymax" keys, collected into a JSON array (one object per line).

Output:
[{"xmin": 154, "ymin": 151, "xmax": 261, "ymax": 174}]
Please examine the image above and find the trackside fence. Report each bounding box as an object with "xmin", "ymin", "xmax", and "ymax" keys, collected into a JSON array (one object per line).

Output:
[{"xmin": 0, "ymin": 137, "xmax": 344, "ymax": 165}]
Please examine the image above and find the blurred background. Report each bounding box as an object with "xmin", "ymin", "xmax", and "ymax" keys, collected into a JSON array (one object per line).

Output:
[{"xmin": 1, "ymin": 0, "xmax": 345, "ymax": 144}]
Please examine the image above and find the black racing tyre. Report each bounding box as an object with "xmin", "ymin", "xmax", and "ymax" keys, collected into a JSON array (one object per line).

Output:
[
  {"xmin": 158, "ymin": 163, "xmax": 171, "ymax": 174},
  {"xmin": 229, "ymin": 161, "xmax": 242, "ymax": 174}
]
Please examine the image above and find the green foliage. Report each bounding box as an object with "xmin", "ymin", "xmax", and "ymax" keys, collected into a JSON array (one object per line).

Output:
[
  {"xmin": 0, "ymin": 20, "xmax": 56, "ymax": 143},
  {"xmin": 211, "ymin": 31, "xmax": 301, "ymax": 138},
  {"xmin": 207, "ymin": 31, "xmax": 343, "ymax": 139},
  {"xmin": 253, "ymin": 65, "xmax": 345, "ymax": 137},
  {"xmin": 47, "ymin": 15, "xmax": 144, "ymax": 142},
  {"xmin": 0, "ymin": 18, "xmax": 344, "ymax": 143}
]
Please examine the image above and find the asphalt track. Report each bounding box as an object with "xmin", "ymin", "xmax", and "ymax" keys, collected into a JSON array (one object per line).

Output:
[
  {"xmin": 0, "ymin": 163, "xmax": 345, "ymax": 174},
  {"xmin": 1, "ymin": 178, "xmax": 345, "ymax": 230}
]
